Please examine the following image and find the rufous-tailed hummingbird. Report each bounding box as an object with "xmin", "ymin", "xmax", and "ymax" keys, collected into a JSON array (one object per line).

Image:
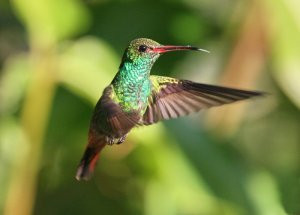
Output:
[{"xmin": 76, "ymin": 38, "xmax": 263, "ymax": 180}]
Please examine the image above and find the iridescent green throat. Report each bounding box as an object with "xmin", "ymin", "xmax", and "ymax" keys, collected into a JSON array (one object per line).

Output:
[{"xmin": 112, "ymin": 59, "xmax": 153, "ymax": 112}]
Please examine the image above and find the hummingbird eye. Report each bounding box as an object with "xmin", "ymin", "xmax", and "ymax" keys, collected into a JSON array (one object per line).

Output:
[{"xmin": 138, "ymin": 45, "xmax": 148, "ymax": 53}]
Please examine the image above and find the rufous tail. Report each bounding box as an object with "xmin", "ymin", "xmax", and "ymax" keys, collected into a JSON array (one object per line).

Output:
[{"xmin": 76, "ymin": 129, "xmax": 106, "ymax": 181}]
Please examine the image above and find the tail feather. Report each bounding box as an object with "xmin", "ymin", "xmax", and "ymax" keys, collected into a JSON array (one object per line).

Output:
[
  {"xmin": 76, "ymin": 129, "xmax": 106, "ymax": 181},
  {"xmin": 76, "ymin": 147, "xmax": 102, "ymax": 181}
]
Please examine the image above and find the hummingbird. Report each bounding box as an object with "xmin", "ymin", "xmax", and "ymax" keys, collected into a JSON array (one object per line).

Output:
[{"xmin": 76, "ymin": 38, "xmax": 263, "ymax": 181}]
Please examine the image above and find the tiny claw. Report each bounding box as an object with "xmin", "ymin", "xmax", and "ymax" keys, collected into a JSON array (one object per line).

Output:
[
  {"xmin": 116, "ymin": 135, "xmax": 127, "ymax": 144},
  {"xmin": 106, "ymin": 136, "xmax": 115, "ymax": 145}
]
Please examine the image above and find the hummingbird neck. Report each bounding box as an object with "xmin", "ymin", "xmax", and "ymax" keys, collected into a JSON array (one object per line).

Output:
[
  {"xmin": 112, "ymin": 61, "xmax": 153, "ymax": 112},
  {"xmin": 114, "ymin": 60, "xmax": 153, "ymax": 84}
]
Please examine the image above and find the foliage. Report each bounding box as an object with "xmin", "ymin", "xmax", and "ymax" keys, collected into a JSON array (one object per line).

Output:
[{"xmin": 0, "ymin": 0, "xmax": 299, "ymax": 215}]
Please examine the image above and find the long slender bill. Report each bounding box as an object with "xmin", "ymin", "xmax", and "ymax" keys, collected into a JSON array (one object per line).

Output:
[{"xmin": 153, "ymin": 45, "xmax": 210, "ymax": 54}]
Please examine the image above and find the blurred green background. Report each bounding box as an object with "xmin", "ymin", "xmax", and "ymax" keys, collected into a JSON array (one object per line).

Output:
[{"xmin": 1, "ymin": 0, "xmax": 300, "ymax": 215}]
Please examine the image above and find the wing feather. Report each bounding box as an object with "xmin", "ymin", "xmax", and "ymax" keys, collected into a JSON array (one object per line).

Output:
[
  {"xmin": 91, "ymin": 85, "xmax": 140, "ymax": 137},
  {"xmin": 142, "ymin": 76, "xmax": 264, "ymax": 125}
]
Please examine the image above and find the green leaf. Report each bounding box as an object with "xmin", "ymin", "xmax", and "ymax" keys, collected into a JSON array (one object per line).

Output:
[
  {"xmin": 11, "ymin": 0, "xmax": 90, "ymax": 44},
  {"xmin": 57, "ymin": 37, "xmax": 119, "ymax": 103},
  {"xmin": 267, "ymin": 0, "xmax": 300, "ymax": 108}
]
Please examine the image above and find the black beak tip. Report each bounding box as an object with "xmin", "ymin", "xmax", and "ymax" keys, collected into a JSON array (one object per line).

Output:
[
  {"xmin": 196, "ymin": 47, "xmax": 210, "ymax": 53},
  {"xmin": 186, "ymin": 46, "xmax": 210, "ymax": 53}
]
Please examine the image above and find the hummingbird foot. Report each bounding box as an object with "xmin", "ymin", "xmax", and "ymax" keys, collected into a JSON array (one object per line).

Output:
[
  {"xmin": 106, "ymin": 135, "xmax": 128, "ymax": 145},
  {"xmin": 116, "ymin": 135, "xmax": 127, "ymax": 144},
  {"xmin": 106, "ymin": 136, "xmax": 115, "ymax": 145}
]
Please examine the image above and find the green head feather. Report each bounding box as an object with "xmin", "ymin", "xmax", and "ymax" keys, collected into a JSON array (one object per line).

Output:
[{"xmin": 120, "ymin": 38, "xmax": 161, "ymax": 69}]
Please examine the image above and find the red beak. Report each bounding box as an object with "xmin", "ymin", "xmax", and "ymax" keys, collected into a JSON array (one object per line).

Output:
[{"xmin": 152, "ymin": 45, "xmax": 209, "ymax": 54}]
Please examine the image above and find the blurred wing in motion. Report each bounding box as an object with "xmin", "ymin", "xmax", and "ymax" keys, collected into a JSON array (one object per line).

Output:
[{"xmin": 143, "ymin": 75, "xmax": 264, "ymax": 125}]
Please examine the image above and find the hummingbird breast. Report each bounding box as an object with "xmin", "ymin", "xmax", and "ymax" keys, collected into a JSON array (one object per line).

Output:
[
  {"xmin": 115, "ymin": 78, "xmax": 151, "ymax": 114},
  {"xmin": 112, "ymin": 62, "xmax": 153, "ymax": 114}
]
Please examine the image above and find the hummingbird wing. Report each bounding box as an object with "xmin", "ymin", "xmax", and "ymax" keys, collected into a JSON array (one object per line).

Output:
[
  {"xmin": 142, "ymin": 75, "xmax": 264, "ymax": 125},
  {"xmin": 76, "ymin": 86, "xmax": 141, "ymax": 181},
  {"xmin": 92, "ymin": 85, "xmax": 140, "ymax": 137}
]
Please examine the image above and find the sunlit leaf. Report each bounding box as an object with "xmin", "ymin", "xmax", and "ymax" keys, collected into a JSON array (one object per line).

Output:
[
  {"xmin": 11, "ymin": 0, "xmax": 90, "ymax": 44},
  {"xmin": 0, "ymin": 54, "xmax": 30, "ymax": 114},
  {"xmin": 57, "ymin": 37, "xmax": 119, "ymax": 103},
  {"xmin": 267, "ymin": 0, "xmax": 300, "ymax": 108}
]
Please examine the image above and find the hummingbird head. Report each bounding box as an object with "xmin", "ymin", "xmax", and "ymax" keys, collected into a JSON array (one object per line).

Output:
[{"xmin": 121, "ymin": 38, "xmax": 209, "ymax": 69}]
